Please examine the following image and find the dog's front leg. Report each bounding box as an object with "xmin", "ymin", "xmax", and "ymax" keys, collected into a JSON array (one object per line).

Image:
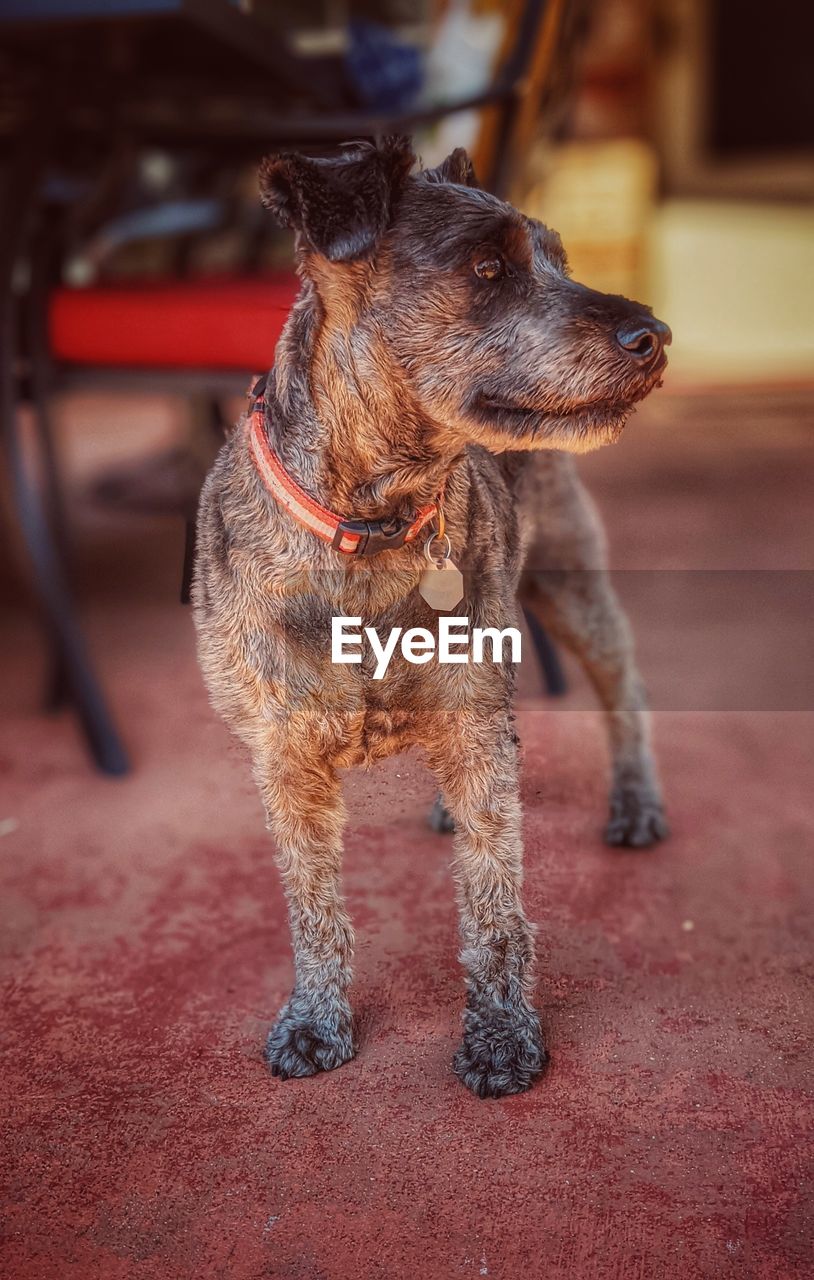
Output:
[
  {"xmin": 430, "ymin": 721, "xmax": 547, "ymax": 1098},
  {"xmin": 254, "ymin": 751, "xmax": 356, "ymax": 1079}
]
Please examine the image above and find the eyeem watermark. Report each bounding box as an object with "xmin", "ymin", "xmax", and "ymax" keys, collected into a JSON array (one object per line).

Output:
[{"xmin": 332, "ymin": 616, "xmax": 522, "ymax": 680}]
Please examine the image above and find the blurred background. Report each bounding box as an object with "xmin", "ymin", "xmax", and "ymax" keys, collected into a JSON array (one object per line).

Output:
[{"xmin": 2, "ymin": 8, "xmax": 814, "ymax": 1276}]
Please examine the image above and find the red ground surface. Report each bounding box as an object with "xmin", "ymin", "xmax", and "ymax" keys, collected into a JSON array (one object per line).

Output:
[{"xmin": 1, "ymin": 389, "xmax": 813, "ymax": 1278}]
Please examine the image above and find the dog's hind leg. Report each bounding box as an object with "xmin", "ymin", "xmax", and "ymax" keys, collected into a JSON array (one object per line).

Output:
[
  {"xmin": 521, "ymin": 567, "xmax": 668, "ymax": 847},
  {"xmin": 518, "ymin": 457, "xmax": 667, "ymax": 848},
  {"xmin": 254, "ymin": 749, "xmax": 356, "ymax": 1079},
  {"xmin": 429, "ymin": 715, "xmax": 547, "ymax": 1098},
  {"xmin": 520, "ymin": 559, "xmax": 667, "ymax": 847}
]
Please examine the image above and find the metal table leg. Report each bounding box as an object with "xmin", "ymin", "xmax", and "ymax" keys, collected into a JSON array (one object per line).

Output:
[
  {"xmin": 0, "ymin": 130, "xmax": 130, "ymax": 775},
  {"xmin": 523, "ymin": 606, "xmax": 567, "ymax": 697}
]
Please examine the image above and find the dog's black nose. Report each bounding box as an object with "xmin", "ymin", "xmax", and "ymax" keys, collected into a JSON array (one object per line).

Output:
[{"xmin": 616, "ymin": 317, "xmax": 672, "ymax": 368}]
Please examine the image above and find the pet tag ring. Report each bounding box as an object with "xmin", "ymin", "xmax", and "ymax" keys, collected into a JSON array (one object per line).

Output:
[{"xmin": 424, "ymin": 532, "xmax": 452, "ymax": 567}]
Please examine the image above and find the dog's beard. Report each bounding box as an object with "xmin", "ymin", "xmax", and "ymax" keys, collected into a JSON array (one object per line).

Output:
[
  {"xmin": 464, "ymin": 371, "xmax": 664, "ymax": 455},
  {"xmin": 466, "ymin": 407, "xmax": 627, "ymax": 455}
]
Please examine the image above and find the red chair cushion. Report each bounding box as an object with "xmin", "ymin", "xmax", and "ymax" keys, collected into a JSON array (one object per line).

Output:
[{"xmin": 48, "ymin": 275, "xmax": 299, "ymax": 370}]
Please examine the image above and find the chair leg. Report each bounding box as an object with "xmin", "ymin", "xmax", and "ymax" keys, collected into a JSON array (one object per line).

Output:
[
  {"xmin": 25, "ymin": 214, "xmax": 74, "ymax": 712},
  {"xmin": 0, "ymin": 134, "xmax": 130, "ymax": 774},
  {"xmin": 3, "ymin": 328, "xmax": 130, "ymax": 771},
  {"xmin": 523, "ymin": 606, "xmax": 567, "ymax": 697}
]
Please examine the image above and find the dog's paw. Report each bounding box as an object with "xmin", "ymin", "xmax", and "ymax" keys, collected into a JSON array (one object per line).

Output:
[
  {"xmin": 265, "ymin": 1003, "xmax": 355, "ymax": 1080},
  {"xmin": 454, "ymin": 1006, "xmax": 547, "ymax": 1099},
  {"xmin": 605, "ymin": 785, "xmax": 669, "ymax": 848},
  {"xmin": 428, "ymin": 793, "xmax": 455, "ymax": 834}
]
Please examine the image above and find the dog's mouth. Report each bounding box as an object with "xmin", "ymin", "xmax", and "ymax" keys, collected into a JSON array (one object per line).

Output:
[
  {"xmin": 476, "ymin": 390, "xmax": 644, "ymax": 428},
  {"xmin": 474, "ymin": 368, "xmax": 666, "ymax": 435},
  {"xmin": 479, "ymin": 395, "xmax": 634, "ymax": 421}
]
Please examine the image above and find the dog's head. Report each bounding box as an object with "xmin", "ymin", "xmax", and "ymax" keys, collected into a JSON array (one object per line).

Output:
[{"xmin": 260, "ymin": 136, "xmax": 670, "ymax": 455}]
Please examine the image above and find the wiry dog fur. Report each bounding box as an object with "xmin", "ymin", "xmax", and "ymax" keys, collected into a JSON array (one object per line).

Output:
[{"xmin": 193, "ymin": 137, "xmax": 670, "ymax": 1099}]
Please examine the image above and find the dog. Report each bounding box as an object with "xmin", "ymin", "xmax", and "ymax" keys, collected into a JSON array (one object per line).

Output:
[{"xmin": 192, "ymin": 137, "xmax": 670, "ymax": 1099}]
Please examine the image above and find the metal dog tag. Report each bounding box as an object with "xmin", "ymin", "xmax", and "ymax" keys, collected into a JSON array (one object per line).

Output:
[{"xmin": 419, "ymin": 533, "xmax": 464, "ymax": 612}]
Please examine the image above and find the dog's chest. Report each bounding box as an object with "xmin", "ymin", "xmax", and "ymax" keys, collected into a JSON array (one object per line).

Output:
[
  {"xmin": 290, "ymin": 608, "xmax": 513, "ymax": 767},
  {"xmin": 333, "ymin": 663, "xmax": 485, "ymax": 767}
]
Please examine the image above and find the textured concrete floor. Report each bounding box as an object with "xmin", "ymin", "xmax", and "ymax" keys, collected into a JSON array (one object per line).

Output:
[{"xmin": 1, "ymin": 389, "xmax": 813, "ymax": 1278}]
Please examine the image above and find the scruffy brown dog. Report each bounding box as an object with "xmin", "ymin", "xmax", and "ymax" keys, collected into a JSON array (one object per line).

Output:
[{"xmin": 193, "ymin": 137, "xmax": 670, "ymax": 1099}]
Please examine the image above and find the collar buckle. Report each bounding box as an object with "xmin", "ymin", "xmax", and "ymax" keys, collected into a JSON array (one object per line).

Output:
[{"xmin": 333, "ymin": 517, "xmax": 409, "ymax": 557}]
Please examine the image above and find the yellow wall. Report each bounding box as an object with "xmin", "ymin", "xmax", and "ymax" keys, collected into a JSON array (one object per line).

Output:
[{"xmin": 648, "ymin": 200, "xmax": 814, "ymax": 382}]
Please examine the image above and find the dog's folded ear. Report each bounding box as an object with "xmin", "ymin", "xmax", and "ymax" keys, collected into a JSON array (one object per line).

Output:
[
  {"xmin": 259, "ymin": 136, "xmax": 415, "ymax": 263},
  {"xmin": 422, "ymin": 148, "xmax": 480, "ymax": 189}
]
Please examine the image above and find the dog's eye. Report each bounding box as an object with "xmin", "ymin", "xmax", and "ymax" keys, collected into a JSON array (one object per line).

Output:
[{"xmin": 474, "ymin": 257, "xmax": 503, "ymax": 280}]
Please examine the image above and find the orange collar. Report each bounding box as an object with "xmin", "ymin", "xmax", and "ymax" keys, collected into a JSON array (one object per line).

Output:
[{"xmin": 247, "ymin": 408, "xmax": 441, "ymax": 557}]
